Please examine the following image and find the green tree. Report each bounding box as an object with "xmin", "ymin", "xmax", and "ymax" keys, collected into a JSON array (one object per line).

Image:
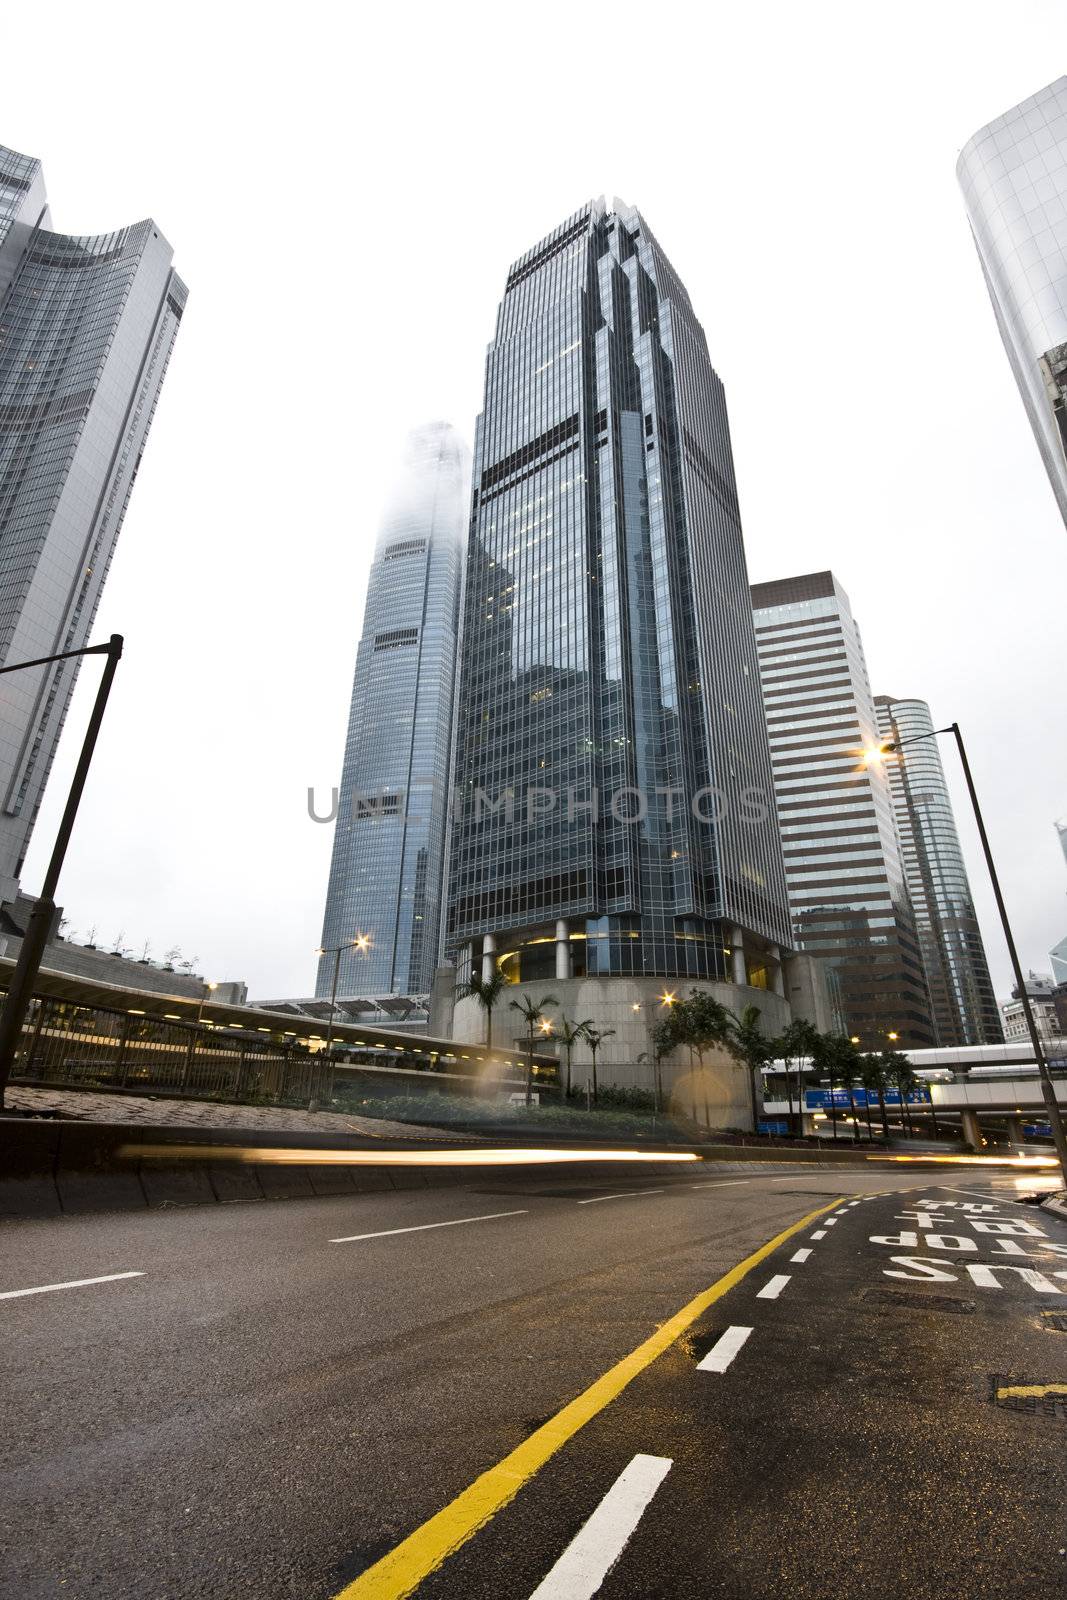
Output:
[
  {"xmin": 582, "ymin": 1025, "xmax": 616, "ymax": 1106},
  {"xmin": 639, "ymin": 1013, "xmax": 682, "ymax": 1114},
  {"xmin": 556, "ymin": 1014, "xmax": 594, "ymax": 1098},
  {"xmin": 775, "ymin": 1018, "xmax": 820, "ymax": 1136},
  {"xmin": 882, "ymin": 1049, "xmax": 918, "ymax": 1139},
  {"xmin": 727, "ymin": 1004, "xmax": 774, "ymax": 1134},
  {"xmin": 508, "ymin": 992, "xmax": 559, "ymax": 1106},
  {"xmin": 455, "ymin": 969, "xmax": 508, "ymax": 1052},
  {"xmin": 811, "ymin": 1033, "xmax": 861, "ymax": 1142},
  {"xmin": 859, "ymin": 1053, "xmax": 889, "ymax": 1140}
]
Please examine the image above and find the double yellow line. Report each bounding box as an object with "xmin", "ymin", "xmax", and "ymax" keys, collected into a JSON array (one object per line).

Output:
[{"xmin": 336, "ymin": 1195, "xmax": 842, "ymax": 1599}]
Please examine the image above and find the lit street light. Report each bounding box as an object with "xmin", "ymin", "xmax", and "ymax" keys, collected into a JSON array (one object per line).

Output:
[
  {"xmin": 866, "ymin": 723, "xmax": 1067, "ymax": 1175},
  {"xmin": 317, "ymin": 935, "xmax": 371, "ymax": 1058}
]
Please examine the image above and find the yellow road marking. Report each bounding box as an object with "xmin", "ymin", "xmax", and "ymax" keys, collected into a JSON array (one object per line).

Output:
[
  {"xmin": 996, "ymin": 1382, "xmax": 1067, "ymax": 1400},
  {"xmin": 333, "ymin": 1196, "xmax": 843, "ymax": 1599}
]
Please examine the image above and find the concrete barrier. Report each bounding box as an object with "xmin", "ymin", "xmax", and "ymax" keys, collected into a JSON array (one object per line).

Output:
[{"xmin": 0, "ymin": 1115, "xmax": 960, "ymax": 1220}]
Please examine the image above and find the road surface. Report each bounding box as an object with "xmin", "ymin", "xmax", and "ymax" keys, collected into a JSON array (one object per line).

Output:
[{"xmin": 2, "ymin": 1165, "xmax": 1064, "ymax": 1598}]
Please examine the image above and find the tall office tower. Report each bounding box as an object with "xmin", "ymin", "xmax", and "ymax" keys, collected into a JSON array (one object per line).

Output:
[
  {"xmin": 750, "ymin": 572, "xmax": 936, "ymax": 1049},
  {"xmin": 316, "ymin": 423, "xmax": 468, "ymax": 1000},
  {"xmin": 446, "ymin": 197, "xmax": 792, "ymax": 1021},
  {"xmin": 874, "ymin": 695, "xmax": 1002, "ymax": 1046},
  {"xmin": 0, "ymin": 144, "xmax": 186, "ymax": 905},
  {"xmin": 958, "ymin": 78, "xmax": 1067, "ymax": 531}
]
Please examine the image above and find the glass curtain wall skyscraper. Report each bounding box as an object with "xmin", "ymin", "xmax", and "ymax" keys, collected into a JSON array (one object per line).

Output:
[
  {"xmin": 0, "ymin": 143, "xmax": 186, "ymax": 904},
  {"xmin": 958, "ymin": 78, "xmax": 1067, "ymax": 532},
  {"xmin": 447, "ymin": 198, "xmax": 791, "ymax": 993},
  {"xmin": 751, "ymin": 572, "xmax": 936, "ymax": 1049},
  {"xmin": 873, "ymin": 695, "xmax": 1002, "ymax": 1046},
  {"xmin": 316, "ymin": 423, "xmax": 468, "ymax": 1000}
]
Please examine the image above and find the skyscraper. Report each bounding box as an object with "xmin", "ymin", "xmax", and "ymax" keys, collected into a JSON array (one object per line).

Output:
[
  {"xmin": 874, "ymin": 695, "xmax": 1002, "ymax": 1046},
  {"xmin": 446, "ymin": 197, "xmax": 792, "ymax": 1046},
  {"xmin": 750, "ymin": 572, "xmax": 936, "ymax": 1050},
  {"xmin": 316, "ymin": 423, "xmax": 468, "ymax": 1000},
  {"xmin": 0, "ymin": 143, "xmax": 186, "ymax": 904},
  {"xmin": 958, "ymin": 77, "xmax": 1067, "ymax": 531}
]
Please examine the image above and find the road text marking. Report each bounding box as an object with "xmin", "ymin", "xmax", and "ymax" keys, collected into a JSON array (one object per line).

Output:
[
  {"xmin": 528, "ymin": 1454, "xmax": 672, "ymax": 1600},
  {"xmin": 0, "ymin": 1271, "xmax": 144, "ymax": 1302},
  {"xmin": 328, "ymin": 1197, "xmax": 842, "ymax": 1599},
  {"xmin": 696, "ymin": 1325, "xmax": 753, "ymax": 1373},
  {"xmin": 329, "ymin": 1211, "xmax": 526, "ymax": 1244},
  {"xmin": 756, "ymin": 1274, "xmax": 791, "ymax": 1300}
]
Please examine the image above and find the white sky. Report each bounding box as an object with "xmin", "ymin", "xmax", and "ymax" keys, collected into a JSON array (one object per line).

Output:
[{"xmin": 7, "ymin": 1, "xmax": 1067, "ymax": 1002}]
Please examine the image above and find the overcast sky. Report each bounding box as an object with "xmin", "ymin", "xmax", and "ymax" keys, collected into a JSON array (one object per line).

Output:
[{"xmin": 7, "ymin": 1, "xmax": 1067, "ymax": 1001}]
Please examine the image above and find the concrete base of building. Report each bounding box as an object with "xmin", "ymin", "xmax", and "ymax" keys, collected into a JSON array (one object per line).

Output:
[{"xmin": 453, "ymin": 975, "xmax": 791, "ymax": 1132}]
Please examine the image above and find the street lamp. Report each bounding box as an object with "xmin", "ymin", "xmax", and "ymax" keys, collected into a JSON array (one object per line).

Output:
[
  {"xmin": 0, "ymin": 634, "xmax": 123, "ymax": 1106},
  {"xmin": 197, "ymin": 981, "xmax": 218, "ymax": 1025},
  {"xmin": 316, "ymin": 935, "xmax": 370, "ymax": 1057},
  {"xmin": 867, "ymin": 723, "xmax": 1067, "ymax": 1174}
]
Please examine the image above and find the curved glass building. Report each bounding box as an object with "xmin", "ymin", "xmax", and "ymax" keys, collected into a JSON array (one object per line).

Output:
[
  {"xmin": 316, "ymin": 423, "xmax": 469, "ymax": 999},
  {"xmin": 874, "ymin": 695, "xmax": 1002, "ymax": 1046},
  {"xmin": 958, "ymin": 78, "xmax": 1067, "ymax": 530},
  {"xmin": 0, "ymin": 143, "xmax": 186, "ymax": 903},
  {"xmin": 446, "ymin": 198, "xmax": 791, "ymax": 993}
]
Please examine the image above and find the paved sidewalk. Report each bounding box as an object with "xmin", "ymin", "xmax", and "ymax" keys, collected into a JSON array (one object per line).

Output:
[{"xmin": 6, "ymin": 1084, "xmax": 471, "ymax": 1141}]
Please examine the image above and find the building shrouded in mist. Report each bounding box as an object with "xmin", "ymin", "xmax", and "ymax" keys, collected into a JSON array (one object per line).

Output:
[
  {"xmin": 751, "ymin": 572, "xmax": 936, "ymax": 1050},
  {"xmin": 316, "ymin": 423, "xmax": 469, "ymax": 1000},
  {"xmin": 958, "ymin": 77, "xmax": 1067, "ymax": 532},
  {"xmin": 0, "ymin": 143, "xmax": 186, "ymax": 908},
  {"xmin": 874, "ymin": 695, "xmax": 1002, "ymax": 1046},
  {"xmin": 446, "ymin": 197, "xmax": 795, "ymax": 1081}
]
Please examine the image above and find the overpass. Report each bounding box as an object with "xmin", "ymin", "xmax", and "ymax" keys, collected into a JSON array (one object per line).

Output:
[{"xmin": 761, "ymin": 1038, "xmax": 1067, "ymax": 1148}]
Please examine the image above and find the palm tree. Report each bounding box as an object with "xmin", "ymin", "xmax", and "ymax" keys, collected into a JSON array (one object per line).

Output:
[
  {"xmin": 726, "ymin": 1004, "xmax": 774, "ymax": 1134},
  {"xmin": 882, "ymin": 1049, "xmax": 918, "ymax": 1139},
  {"xmin": 641, "ymin": 1014, "xmax": 680, "ymax": 1114},
  {"xmin": 859, "ymin": 1053, "xmax": 889, "ymax": 1141},
  {"xmin": 556, "ymin": 1014, "xmax": 593, "ymax": 1098},
  {"xmin": 509, "ymin": 992, "xmax": 559, "ymax": 1106},
  {"xmin": 775, "ymin": 1018, "xmax": 820, "ymax": 1136},
  {"xmin": 812, "ymin": 1033, "xmax": 860, "ymax": 1143},
  {"xmin": 582, "ymin": 1025, "xmax": 616, "ymax": 1106},
  {"xmin": 455, "ymin": 969, "xmax": 508, "ymax": 1052}
]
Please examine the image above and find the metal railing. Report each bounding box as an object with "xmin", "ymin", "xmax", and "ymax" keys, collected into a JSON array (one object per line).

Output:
[{"xmin": 8, "ymin": 994, "xmax": 332, "ymax": 1106}]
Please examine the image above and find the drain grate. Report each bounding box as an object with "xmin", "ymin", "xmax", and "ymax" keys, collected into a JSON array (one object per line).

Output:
[
  {"xmin": 862, "ymin": 1287, "xmax": 976, "ymax": 1315},
  {"xmin": 990, "ymin": 1374, "xmax": 1067, "ymax": 1419}
]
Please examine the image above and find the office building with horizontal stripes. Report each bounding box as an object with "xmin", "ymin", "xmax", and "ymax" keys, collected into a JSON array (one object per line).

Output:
[
  {"xmin": 316, "ymin": 423, "xmax": 469, "ymax": 999},
  {"xmin": 874, "ymin": 695, "xmax": 1002, "ymax": 1046},
  {"xmin": 0, "ymin": 142, "xmax": 186, "ymax": 905},
  {"xmin": 750, "ymin": 571, "xmax": 936, "ymax": 1049},
  {"xmin": 446, "ymin": 198, "xmax": 793, "ymax": 1022}
]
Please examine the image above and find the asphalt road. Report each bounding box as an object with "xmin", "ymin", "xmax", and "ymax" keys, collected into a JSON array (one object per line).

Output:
[{"xmin": 1, "ymin": 1166, "xmax": 1064, "ymax": 1599}]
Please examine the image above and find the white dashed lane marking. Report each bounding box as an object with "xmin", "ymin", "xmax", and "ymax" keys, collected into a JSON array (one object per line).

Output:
[
  {"xmin": 810, "ymin": 1229, "xmax": 827, "ymax": 1240},
  {"xmin": 696, "ymin": 1325, "xmax": 753, "ymax": 1373},
  {"xmin": 756, "ymin": 1274, "xmax": 791, "ymax": 1300},
  {"xmin": 527, "ymin": 1454, "xmax": 672, "ymax": 1600},
  {"xmin": 790, "ymin": 1248, "xmax": 812, "ymax": 1263},
  {"xmin": 0, "ymin": 1271, "xmax": 144, "ymax": 1302}
]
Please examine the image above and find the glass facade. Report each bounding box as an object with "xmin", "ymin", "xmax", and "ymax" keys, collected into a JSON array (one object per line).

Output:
[
  {"xmin": 446, "ymin": 198, "xmax": 791, "ymax": 986},
  {"xmin": 958, "ymin": 77, "xmax": 1067, "ymax": 531},
  {"xmin": 874, "ymin": 696, "xmax": 1002, "ymax": 1046},
  {"xmin": 0, "ymin": 143, "xmax": 186, "ymax": 901},
  {"xmin": 751, "ymin": 572, "xmax": 936, "ymax": 1049},
  {"xmin": 316, "ymin": 423, "xmax": 468, "ymax": 999}
]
